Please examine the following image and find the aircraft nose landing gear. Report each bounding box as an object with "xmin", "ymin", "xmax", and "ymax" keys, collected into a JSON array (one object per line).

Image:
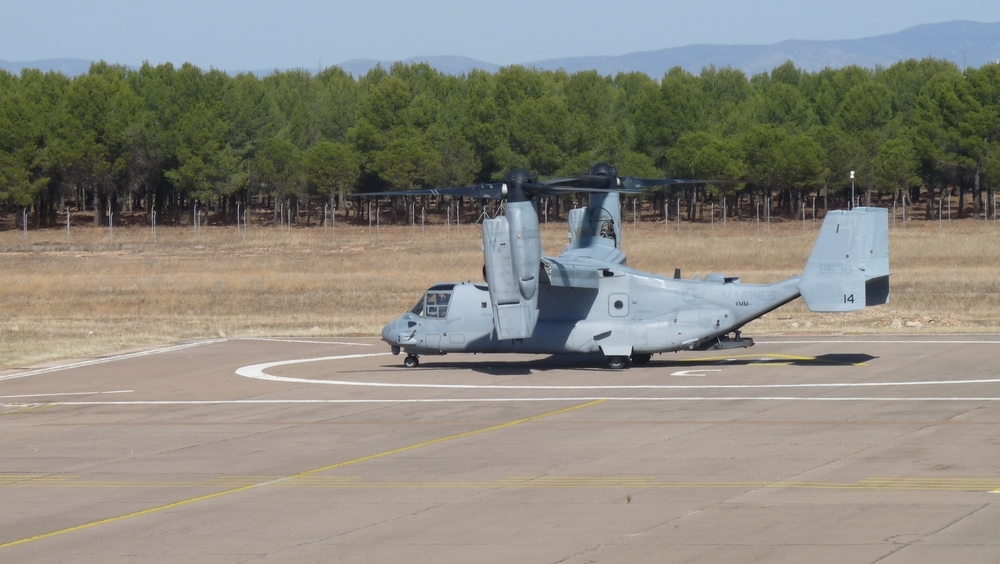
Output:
[{"xmin": 403, "ymin": 355, "xmax": 420, "ymax": 368}]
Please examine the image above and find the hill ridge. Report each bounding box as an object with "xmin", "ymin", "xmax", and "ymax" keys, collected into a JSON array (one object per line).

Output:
[{"xmin": 4, "ymin": 21, "xmax": 999, "ymax": 78}]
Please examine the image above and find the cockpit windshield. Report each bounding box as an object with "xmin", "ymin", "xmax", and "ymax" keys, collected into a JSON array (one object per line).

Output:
[
  {"xmin": 410, "ymin": 287, "xmax": 453, "ymax": 319},
  {"xmin": 424, "ymin": 291, "xmax": 451, "ymax": 318}
]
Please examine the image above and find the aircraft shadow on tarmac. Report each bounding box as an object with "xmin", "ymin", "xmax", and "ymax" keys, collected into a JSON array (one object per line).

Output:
[
  {"xmin": 361, "ymin": 353, "xmax": 878, "ymax": 377},
  {"xmin": 645, "ymin": 353, "xmax": 878, "ymax": 368}
]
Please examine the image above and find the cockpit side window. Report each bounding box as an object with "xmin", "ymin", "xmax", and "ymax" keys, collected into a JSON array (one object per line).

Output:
[
  {"xmin": 423, "ymin": 291, "xmax": 452, "ymax": 319},
  {"xmin": 409, "ymin": 298, "xmax": 425, "ymax": 316}
]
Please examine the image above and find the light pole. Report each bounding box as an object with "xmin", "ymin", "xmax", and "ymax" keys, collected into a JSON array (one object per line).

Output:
[{"xmin": 850, "ymin": 170, "xmax": 855, "ymax": 209}]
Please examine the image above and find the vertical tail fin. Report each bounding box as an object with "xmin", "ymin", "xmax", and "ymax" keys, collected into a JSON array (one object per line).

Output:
[{"xmin": 799, "ymin": 207, "xmax": 890, "ymax": 312}]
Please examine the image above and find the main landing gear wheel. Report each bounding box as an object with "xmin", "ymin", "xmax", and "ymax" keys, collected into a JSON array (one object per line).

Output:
[
  {"xmin": 403, "ymin": 355, "xmax": 420, "ymax": 368},
  {"xmin": 607, "ymin": 355, "xmax": 629, "ymax": 370},
  {"xmin": 631, "ymin": 354, "xmax": 652, "ymax": 365}
]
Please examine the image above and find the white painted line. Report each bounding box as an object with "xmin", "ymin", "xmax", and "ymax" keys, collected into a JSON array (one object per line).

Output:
[
  {"xmin": 0, "ymin": 337, "xmax": 373, "ymax": 383},
  {"xmin": 241, "ymin": 338, "xmax": 373, "ymax": 346},
  {"xmin": 20, "ymin": 397, "xmax": 1000, "ymax": 406},
  {"xmin": 0, "ymin": 390, "xmax": 133, "ymax": 399},
  {"xmin": 235, "ymin": 354, "xmax": 1000, "ymax": 391},
  {"xmin": 0, "ymin": 340, "xmax": 226, "ymax": 382},
  {"xmin": 670, "ymin": 370, "xmax": 723, "ymax": 377},
  {"xmin": 236, "ymin": 353, "xmax": 394, "ymax": 383}
]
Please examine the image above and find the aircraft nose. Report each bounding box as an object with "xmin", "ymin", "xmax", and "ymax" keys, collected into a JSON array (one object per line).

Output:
[
  {"xmin": 381, "ymin": 317, "xmax": 417, "ymax": 345},
  {"xmin": 381, "ymin": 321, "xmax": 395, "ymax": 343}
]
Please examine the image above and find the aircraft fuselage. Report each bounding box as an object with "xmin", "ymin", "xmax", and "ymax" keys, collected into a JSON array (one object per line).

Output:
[{"xmin": 381, "ymin": 265, "xmax": 801, "ymax": 358}]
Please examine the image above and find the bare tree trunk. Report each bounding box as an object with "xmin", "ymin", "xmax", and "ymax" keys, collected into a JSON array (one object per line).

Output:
[
  {"xmin": 974, "ymin": 169, "xmax": 982, "ymax": 219},
  {"xmin": 93, "ymin": 188, "xmax": 100, "ymax": 227},
  {"xmin": 958, "ymin": 182, "xmax": 967, "ymax": 219}
]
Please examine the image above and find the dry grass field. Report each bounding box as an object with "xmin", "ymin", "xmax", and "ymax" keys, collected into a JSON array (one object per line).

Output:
[{"xmin": 1, "ymin": 214, "xmax": 999, "ymax": 370}]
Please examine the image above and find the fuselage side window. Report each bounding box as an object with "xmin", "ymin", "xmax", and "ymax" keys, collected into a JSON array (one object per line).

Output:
[{"xmin": 423, "ymin": 291, "xmax": 452, "ymax": 319}]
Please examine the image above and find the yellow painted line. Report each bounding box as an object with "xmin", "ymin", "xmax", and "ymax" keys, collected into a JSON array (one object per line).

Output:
[
  {"xmin": 8, "ymin": 475, "xmax": 999, "ymax": 492},
  {"xmin": 0, "ymin": 399, "xmax": 605, "ymax": 550},
  {"xmin": 859, "ymin": 478, "xmax": 1000, "ymax": 491},
  {"xmin": 289, "ymin": 479, "xmax": 998, "ymax": 491},
  {"xmin": 0, "ymin": 474, "xmax": 75, "ymax": 486},
  {"xmin": 0, "ymin": 403, "xmax": 54, "ymax": 415},
  {"xmin": 507, "ymin": 476, "xmax": 656, "ymax": 479},
  {"xmin": 0, "ymin": 474, "xmax": 76, "ymax": 479},
  {"xmin": 283, "ymin": 399, "xmax": 606, "ymax": 481}
]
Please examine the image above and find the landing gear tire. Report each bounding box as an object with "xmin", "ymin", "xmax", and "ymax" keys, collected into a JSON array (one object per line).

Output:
[
  {"xmin": 631, "ymin": 354, "xmax": 652, "ymax": 365},
  {"xmin": 607, "ymin": 355, "xmax": 629, "ymax": 370},
  {"xmin": 403, "ymin": 355, "xmax": 420, "ymax": 368}
]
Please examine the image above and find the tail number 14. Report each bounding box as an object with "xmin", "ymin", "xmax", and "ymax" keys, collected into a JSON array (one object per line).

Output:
[{"xmin": 844, "ymin": 294, "xmax": 855, "ymax": 304}]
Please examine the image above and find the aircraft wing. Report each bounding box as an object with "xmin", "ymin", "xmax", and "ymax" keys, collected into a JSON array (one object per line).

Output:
[
  {"xmin": 541, "ymin": 238, "xmax": 626, "ymax": 289},
  {"xmin": 541, "ymin": 256, "xmax": 602, "ymax": 289}
]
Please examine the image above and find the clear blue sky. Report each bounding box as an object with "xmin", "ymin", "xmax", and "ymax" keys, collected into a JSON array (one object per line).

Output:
[{"xmin": 3, "ymin": 0, "xmax": 999, "ymax": 71}]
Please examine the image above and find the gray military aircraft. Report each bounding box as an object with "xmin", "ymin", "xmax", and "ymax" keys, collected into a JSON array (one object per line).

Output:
[{"xmin": 366, "ymin": 163, "xmax": 889, "ymax": 369}]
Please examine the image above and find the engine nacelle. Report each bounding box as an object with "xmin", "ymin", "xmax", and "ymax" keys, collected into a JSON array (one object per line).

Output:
[{"xmin": 482, "ymin": 201, "xmax": 541, "ymax": 339}]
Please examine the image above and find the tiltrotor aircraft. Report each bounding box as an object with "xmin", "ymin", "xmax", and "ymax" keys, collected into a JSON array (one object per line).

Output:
[{"xmin": 366, "ymin": 163, "xmax": 889, "ymax": 369}]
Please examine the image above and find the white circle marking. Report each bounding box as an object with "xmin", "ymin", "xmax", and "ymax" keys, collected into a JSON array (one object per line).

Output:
[{"xmin": 235, "ymin": 354, "xmax": 1000, "ymax": 391}]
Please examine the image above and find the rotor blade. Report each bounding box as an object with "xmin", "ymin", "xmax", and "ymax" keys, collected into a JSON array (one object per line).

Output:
[
  {"xmin": 543, "ymin": 175, "xmax": 615, "ymax": 189},
  {"xmin": 350, "ymin": 176, "xmax": 740, "ymax": 199},
  {"xmin": 350, "ymin": 182, "xmax": 506, "ymax": 199},
  {"xmin": 621, "ymin": 178, "xmax": 740, "ymax": 191},
  {"xmin": 519, "ymin": 181, "xmax": 557, "ymax": 193},
  {"xmin": 546, "ymin": 175, "xmax": 741, "ymax": 192},
  {"xmin": 528, "ymin": 184, "xmax": 646, "ymax": 196}
]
